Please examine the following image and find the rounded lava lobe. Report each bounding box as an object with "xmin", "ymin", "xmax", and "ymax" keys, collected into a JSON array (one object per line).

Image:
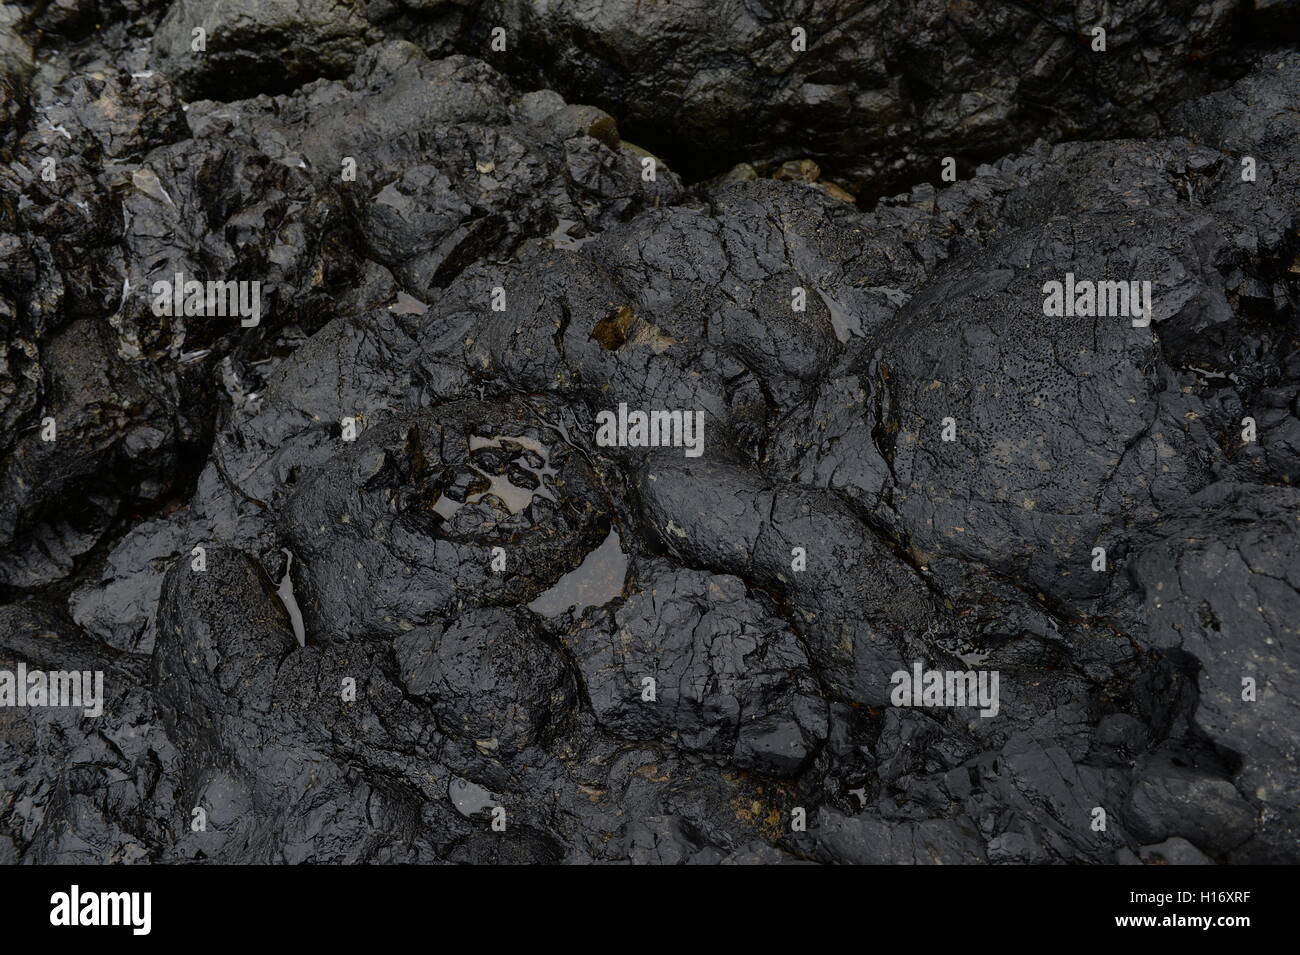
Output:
[
  {"xmin": 878, "ymin": 213, "xmax": 1226, "ymax": 606},
  {"xmin": 563, "ymin": 559, "xmax": 829, "ymax": 776},
  {"xmin": 153, "ymin": 546, "xmax": 297, "ymax": 758},
  {"xmin": 281, "ymin": 399, "xmax": 608, "ymax": 642},
  {"xmin": 395, "ymin": 607, "xmax": 577, "ymax": 756}
]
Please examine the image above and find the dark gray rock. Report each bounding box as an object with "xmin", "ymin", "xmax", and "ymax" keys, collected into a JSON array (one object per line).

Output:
[
  {"xmin": 3, "ymin": 22, "xmax": 1298, "ymax": 866},
  {"xmin": 395, "ymin": 607, "xmax": 578, "ymax": 756},
  {"xmin": 1125, "ymin": 754, "xmax": 1255, "ymax": 855},
  {"xmin": 152, "ymin": 0, "xmax": 375, "ymax": 99},
  {"xmin": 562, "ymin": 559, "xmax": 827, "ymax": 775},
  {"xmin": 474, "ymin": 0, "xmax": 1260, "ymax": 196},
  {"xmin": 1132, "ymin": 483, "xmax": 1300, "ymax": 863}
]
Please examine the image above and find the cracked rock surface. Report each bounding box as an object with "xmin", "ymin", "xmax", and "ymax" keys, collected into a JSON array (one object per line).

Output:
[{"xmin": 0, "ymin": 2, "xmax": 1298, "ymax": 864}]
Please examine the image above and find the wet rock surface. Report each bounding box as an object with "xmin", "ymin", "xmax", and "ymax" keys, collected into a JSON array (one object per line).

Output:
[
  {"xmin": 472, "ymin": 0, "xmax": 1270, "ymax": 196},
  {"xmin": 1, "ymin": 5, "xmax": 1298, "ymax": 864}
]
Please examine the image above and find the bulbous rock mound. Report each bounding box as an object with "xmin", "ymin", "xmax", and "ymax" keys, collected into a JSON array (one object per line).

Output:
[{"xmin": 281, "ymin": 399, "xmax": 610, "ymax": 642}]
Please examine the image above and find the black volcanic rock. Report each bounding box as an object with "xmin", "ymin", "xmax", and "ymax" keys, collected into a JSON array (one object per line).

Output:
[
  {"xmin": 471, "ymin": 0, "xmax": 1267, "ymax": 194},
  {"xmin": 1, "ymin": 1, "xmax": 1297, "ymax": 866}
]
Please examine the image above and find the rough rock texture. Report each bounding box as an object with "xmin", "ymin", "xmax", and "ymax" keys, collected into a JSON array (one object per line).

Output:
[
  {"xmin": 562, "ymin": 559, "xmax": 828, "ymax": 775},
  {"xmin": 152, "ymin": 0, "xmax": 376, "ymax": 99},
  {"xmin": 1, "ymin": 1, "xmax": 1298, "ymax": 865},
  {"xmin": 470, "ymin": 0, "xmax": 1286, "ymax": 194}
]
